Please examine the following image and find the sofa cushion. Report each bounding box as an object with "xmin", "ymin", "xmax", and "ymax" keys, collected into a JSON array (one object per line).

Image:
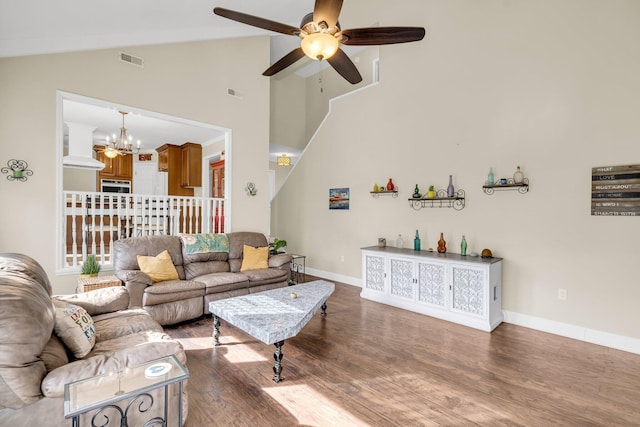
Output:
[
  {"xmin": 41, "ymin": 331, "xmax": 186, "ymax": 398},
  {"xmin": 0, "ymin": 254, "xmax": 54, "ymax": 409},
  {"xmin": 240, "ymin": 245, "xmax": 269, "ymax": 271},
  {"xmin": 197, "ymin": 272, "xmax": 250, "ymax": 293},
  {"xmin": 184, "ymin": 260, "xmax": 230, "ymax": 280},
  {"xmin": 137, "ymin": 250, "xmax": 179, "ymax": 282},
  {"xmin": 92, "ymin": 308, "xmax": 164, "ymax": 342},
  {"xmin": 114, "ymin": 235, "xmax": 185, "ymax": 280},
  {"xmin": 40, "ymin": 335, "xmax": 69, "ymax": 374},
  {"xmin": 52, "ymin": 300, "xmax": 96, "ymax": 359},
  {"xmin": 142, "ymin": 280, "xmax": 206, "ymax": 306},
  {"xmin": 227, "ymin": 232, "xmax": 268, "ymax": 260},
  {"xmin": 241, "ymin": 267, "xmax": 289, "ymax": 285}
]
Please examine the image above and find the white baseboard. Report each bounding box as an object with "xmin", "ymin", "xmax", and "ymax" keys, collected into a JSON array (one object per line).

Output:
[
  {"xmin": 305, "ymin": 267, "xmax": 361, "ymax": 288},
  {"xmin": 307, "ymin": 268, "xmax": 640, "ymax": 355},
  {"xmin": 503, "ymin": 311, "xmax": 640, "ymax": 355}
]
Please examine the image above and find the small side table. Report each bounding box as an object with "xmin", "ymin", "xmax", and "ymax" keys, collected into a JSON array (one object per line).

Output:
[
  {"xmin": 77, "ymin": 275, "xmax": 121, "ymax": 293},
  {"xmin": 64, "ymin": 354, "xmax": 188, "ymax": 427},
  {"xmin": 289, "ymin": 254, "xmax": 306, "ymax": 285}
]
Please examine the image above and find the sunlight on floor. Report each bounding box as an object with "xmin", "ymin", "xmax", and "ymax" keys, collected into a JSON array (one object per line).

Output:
[
  {"xmin": 263, "ymin": 384, "xmax": 371, "ymax": 427},
  {"xmin": 177, "ymin": 336, "xmax": 267, "ymax": 363}
]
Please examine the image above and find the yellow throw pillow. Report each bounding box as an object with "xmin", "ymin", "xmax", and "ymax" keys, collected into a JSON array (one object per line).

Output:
[
  {"xmin": 240, "ymin": 245, "xmax": 269, "ymax": 271},
  {"xmin": 137, "ymin": 250, "xmax": 179, "ymax": 282}
]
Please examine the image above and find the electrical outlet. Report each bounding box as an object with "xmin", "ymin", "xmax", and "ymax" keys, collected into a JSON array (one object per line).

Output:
[
  {"xmin": 558, "ymin": 288, "xmax": 567, "ymax": 300},
  {"xmin": 340, "ymin": 255, "xmax": 345, "ymax": 262}
]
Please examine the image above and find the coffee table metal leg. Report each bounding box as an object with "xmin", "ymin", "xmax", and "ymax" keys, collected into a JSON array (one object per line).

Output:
[
  {"xmin": 321, "ymin": 302, "xmax": 327, "ymax": 317},
  {"xmin": 213, "ymin": 316, "xmax": 220, "ymax": 346},
  {"xmin": 273, "ymin": 341, "xmax": 285, "ymax": 383}
]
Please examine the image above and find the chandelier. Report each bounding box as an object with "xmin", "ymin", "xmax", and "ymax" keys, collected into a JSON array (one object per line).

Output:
[{"xmin": 104, "ymin": 111, "xmax": 141, "ymax": 158}]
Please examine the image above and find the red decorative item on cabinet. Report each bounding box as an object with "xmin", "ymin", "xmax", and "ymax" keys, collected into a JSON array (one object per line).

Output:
[
  {"xmin": 437, "ymin": 233, "xmax": 447, "ymax": 253},
  {"xmin": 386, "ymin": 179, "xmax": 395, "ymax": 191}
]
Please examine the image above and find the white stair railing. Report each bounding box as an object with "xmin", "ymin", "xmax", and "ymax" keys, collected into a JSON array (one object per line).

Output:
[{"xmin": 63, "ymin": 191, "xmax": 226, "ymax": 270}]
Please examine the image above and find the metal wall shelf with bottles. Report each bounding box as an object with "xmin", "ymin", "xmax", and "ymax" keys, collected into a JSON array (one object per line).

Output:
[
  {"xmin": 370, "ymin": 190, "xmax": 398, "ymax": 198},
  {"xmin": 482, "ymin": 178, "xmax": 529, "ymax": 195},
  {"xmin": 408, "ymin": 189, "xmax": 465, "ymax": 211}
]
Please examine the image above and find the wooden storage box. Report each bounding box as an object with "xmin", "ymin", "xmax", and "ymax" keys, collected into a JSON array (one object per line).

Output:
[{"xmin": 77, "ymin": 275, "xmax": 121, "ymax": 293}]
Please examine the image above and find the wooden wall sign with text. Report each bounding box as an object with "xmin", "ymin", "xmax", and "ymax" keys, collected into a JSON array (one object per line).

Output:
[
  {"xmin": 138, "ymin": 153, "xmax": 152, "ymax": 162},
  {"xmin": 591, "ymin": 164, "xmax": 640, "ymax": 216}
]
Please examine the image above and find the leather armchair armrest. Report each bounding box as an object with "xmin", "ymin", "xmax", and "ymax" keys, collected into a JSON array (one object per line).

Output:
[
  {"xmin": 118, "ymin": 270, "xmax": 152, "ymax": 308},
  {"xmin": 269, "ymin": 253, "xmax": 292, "ymax": 268},
  {"xmin": 54, "ymin": 287, "xmax": 129, "ymax": 316}
]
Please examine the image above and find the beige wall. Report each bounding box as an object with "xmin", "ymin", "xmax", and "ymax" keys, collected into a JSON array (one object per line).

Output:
[
  {"xmin": 0, "ymin": 36, "xmax": 272, "ymax": 294},
  {"xmin": 272, "ymin": 0, "xmax": 640, "ymax": 342}
]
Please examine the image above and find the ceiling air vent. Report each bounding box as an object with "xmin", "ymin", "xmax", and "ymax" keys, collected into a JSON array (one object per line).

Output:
[{"xmin": 119, "ymin": 52, "xmax": 144, "ymax": 67}]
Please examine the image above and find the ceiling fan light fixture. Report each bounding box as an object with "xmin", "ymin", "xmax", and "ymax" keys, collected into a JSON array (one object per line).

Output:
[
  {"xmin": 277, "ymin": 154, "xmax": 291, "ymax": 166},
  {"xmin": 301, "ymin": 32, "xmax": 339, "ymax": 60}
]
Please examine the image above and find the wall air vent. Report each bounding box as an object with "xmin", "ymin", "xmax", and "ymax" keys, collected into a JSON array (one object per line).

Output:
[
  {"xmin": 119, "ymin": 52, "xmax": 144, "ymax": 67},
  {"xmin": 227, "ymin": 88, "xmax": 244, "ymax": 99}
]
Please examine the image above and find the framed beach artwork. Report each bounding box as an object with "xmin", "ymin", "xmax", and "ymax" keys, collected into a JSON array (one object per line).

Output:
[{"xmin": 329, "ymin": 188, "xmax": 350, "ymax": 210}]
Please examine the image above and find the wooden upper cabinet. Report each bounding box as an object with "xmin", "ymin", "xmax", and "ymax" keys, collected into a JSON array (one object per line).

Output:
[
  {"xmin": 93, "ymin": 145, "xmax": 133, "ymax": 183},
  {"xmin": 181, "ymin": 143, "xmax": 202, "ymax": 188},
  {"xmin": 155, "ymin": 142, "xmax": 201, "ymax": 196}
]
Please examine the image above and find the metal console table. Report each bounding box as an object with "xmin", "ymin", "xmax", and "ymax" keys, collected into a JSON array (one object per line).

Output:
[
  {"xmin": 64, "ymin": 355, "xmax": 188, "ymax": 427},
  {"xmin": 289, "ymin": 254, "xmax": 306, "ymax": 284}
]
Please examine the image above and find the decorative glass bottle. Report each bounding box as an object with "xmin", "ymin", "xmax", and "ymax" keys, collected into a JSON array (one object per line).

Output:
[
  {"xmin": 447, "ymin": 175, "xmax": 455, "ymax": 197},
  {"xmin": 437, "ymin": 233, "xmax": 446, "ymax": 253},
  {"xmin": 412, "ymin": 184, "xmax": 421, "ymax": 198},
  {"xmin": 487, "ymin": 168, "xmax": 495, "ymax": 185},
  {"xmin": 513, "ymin": 166, "xmax": 524, "ymax": 184},
  {"xmin": 461, "ymin": 235, "xmax": 467, "ymax": 256},
  {"xmin": 414, "ymin": 230, "xmax": 421, "ymax": 251},
  {"xmin": 386, "ymin": 178, "xmax": 395, "ymax": 191},
  {"xmin": 396, "ymin": 234, "xmax": 404, "ymax": 248}
]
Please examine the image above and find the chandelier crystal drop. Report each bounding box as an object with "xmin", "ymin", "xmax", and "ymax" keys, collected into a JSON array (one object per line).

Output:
[{"xmin": 104, "ymin": 111, "xmax": 141, "ymax": 158}]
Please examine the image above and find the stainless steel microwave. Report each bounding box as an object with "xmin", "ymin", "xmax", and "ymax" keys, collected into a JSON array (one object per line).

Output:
[{"xmin": 101, "ymin": 179, "xmax": 131, "ymax": 193}]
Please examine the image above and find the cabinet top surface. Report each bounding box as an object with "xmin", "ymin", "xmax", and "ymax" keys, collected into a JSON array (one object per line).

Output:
[{"xmin": 361, "ymin": 246, "xmax": 503, "ymax": 264}]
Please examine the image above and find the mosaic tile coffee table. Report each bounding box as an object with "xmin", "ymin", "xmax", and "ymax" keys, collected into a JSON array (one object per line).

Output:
[{"xmin": 208, "ymin": 280, "xmax": 335, "ymax": 383}]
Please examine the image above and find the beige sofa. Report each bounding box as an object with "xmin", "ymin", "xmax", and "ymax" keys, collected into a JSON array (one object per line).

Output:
[
  {"xmin": 113, "ymin": 231, "xmax": 292, "ymax": 325},
  {"xmin": 0, "ymin": 253, "xmax": 187, "ymax": 426}
]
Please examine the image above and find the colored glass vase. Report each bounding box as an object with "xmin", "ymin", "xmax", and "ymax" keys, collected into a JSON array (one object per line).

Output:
[
  {"xmin": 386, "ymin": 178, "xmax": 395, "ymax": 191},
  {"xmin": 447, "ymin": 175, "xmax": 454, "ymax": 197},
  {"xmin": 461, "ymin": 235, "xmax": 467, "ymax": 256},
  {"xmin": 487, "ymin": 168, "xmax": 495, "ymax": 185},
  {"xmin": 414, "ymin": 230, "xmax": 421, "ymax": 251},
  {"xmin": 437, "ymin": 233, "xmax": 447, "ymax": 253},
  {"xmin": 513, "ymin": 166, "xmax": 524, "ymax": 184}
]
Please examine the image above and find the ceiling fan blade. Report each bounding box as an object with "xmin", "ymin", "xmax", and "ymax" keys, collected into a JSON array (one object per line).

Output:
[
  {"xmin": 341, "ymin": 27, "xmax": 426, "ymax": 45},
  {"xmin": 213, "ymin": 7, "xmax": 301, "ymax": 36},
  {"xmin": 313, "ymin": 0, "xmax": 343, "ymax": 29},
  {"xmin": 263, "ymin": 48, "xmax": 306, "ymax": 76},
  {"xmin": 326, "ymin": 48, "xmax": 362, "ymax": 84}
]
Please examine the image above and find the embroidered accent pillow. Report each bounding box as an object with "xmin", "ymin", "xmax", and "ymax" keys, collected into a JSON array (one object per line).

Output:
[
  {"xmin": 240, "ymin": 245, "xmax": 269, "ymax": 271},
  {"xmin": 53, "ymin": 300, "xmax": 96, "ymax": 358},
  {"xmin": 137, "ymin": 250, "xmax": 179, "ymax": 282},
  {"xmin": 180, "ymin": 233, "xmax": 229, "ymax": 254}
]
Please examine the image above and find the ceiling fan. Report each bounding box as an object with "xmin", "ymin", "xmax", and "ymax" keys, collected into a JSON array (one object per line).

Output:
[{"xmin": 213, "ymin": 0, "xmax": 426, "ymax": 84}]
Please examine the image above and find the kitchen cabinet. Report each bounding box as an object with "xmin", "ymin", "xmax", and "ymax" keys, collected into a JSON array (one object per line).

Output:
[
  {"xmin": 93, "ymin": 145, "xmax": 133, "ymax": 187},
  {"xmin": 361, "ymin": 246, "xmax": 503, "ymax": 331},
  {"xmin": 181, "ymin": 142, "xmax": 202, "ymax": 188},
  {"xmin": 210, "ymin": 159, "xmax": 225, "ymax": 198},
  {"xmin": 155, "ymin": 143, "xmax": 201, "ymax": 196}
]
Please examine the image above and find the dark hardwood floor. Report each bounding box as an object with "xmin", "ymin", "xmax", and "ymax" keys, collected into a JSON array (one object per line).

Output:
[{"xmin": 164, "ymin": 277, "xmax": 640, "ymax": 426}]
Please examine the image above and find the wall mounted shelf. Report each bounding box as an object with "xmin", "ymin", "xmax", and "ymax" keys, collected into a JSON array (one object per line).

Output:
[
  {"xmin": 370, "ymin": 190, "xmax": 398, "ymax": 198},
  {"xmin": 482, "ymin": 178, "xmax": 529, "ymax": 195},
  {"xmin": 408, "ymin": 189, "xmax": 465, "ymax": 211}
]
